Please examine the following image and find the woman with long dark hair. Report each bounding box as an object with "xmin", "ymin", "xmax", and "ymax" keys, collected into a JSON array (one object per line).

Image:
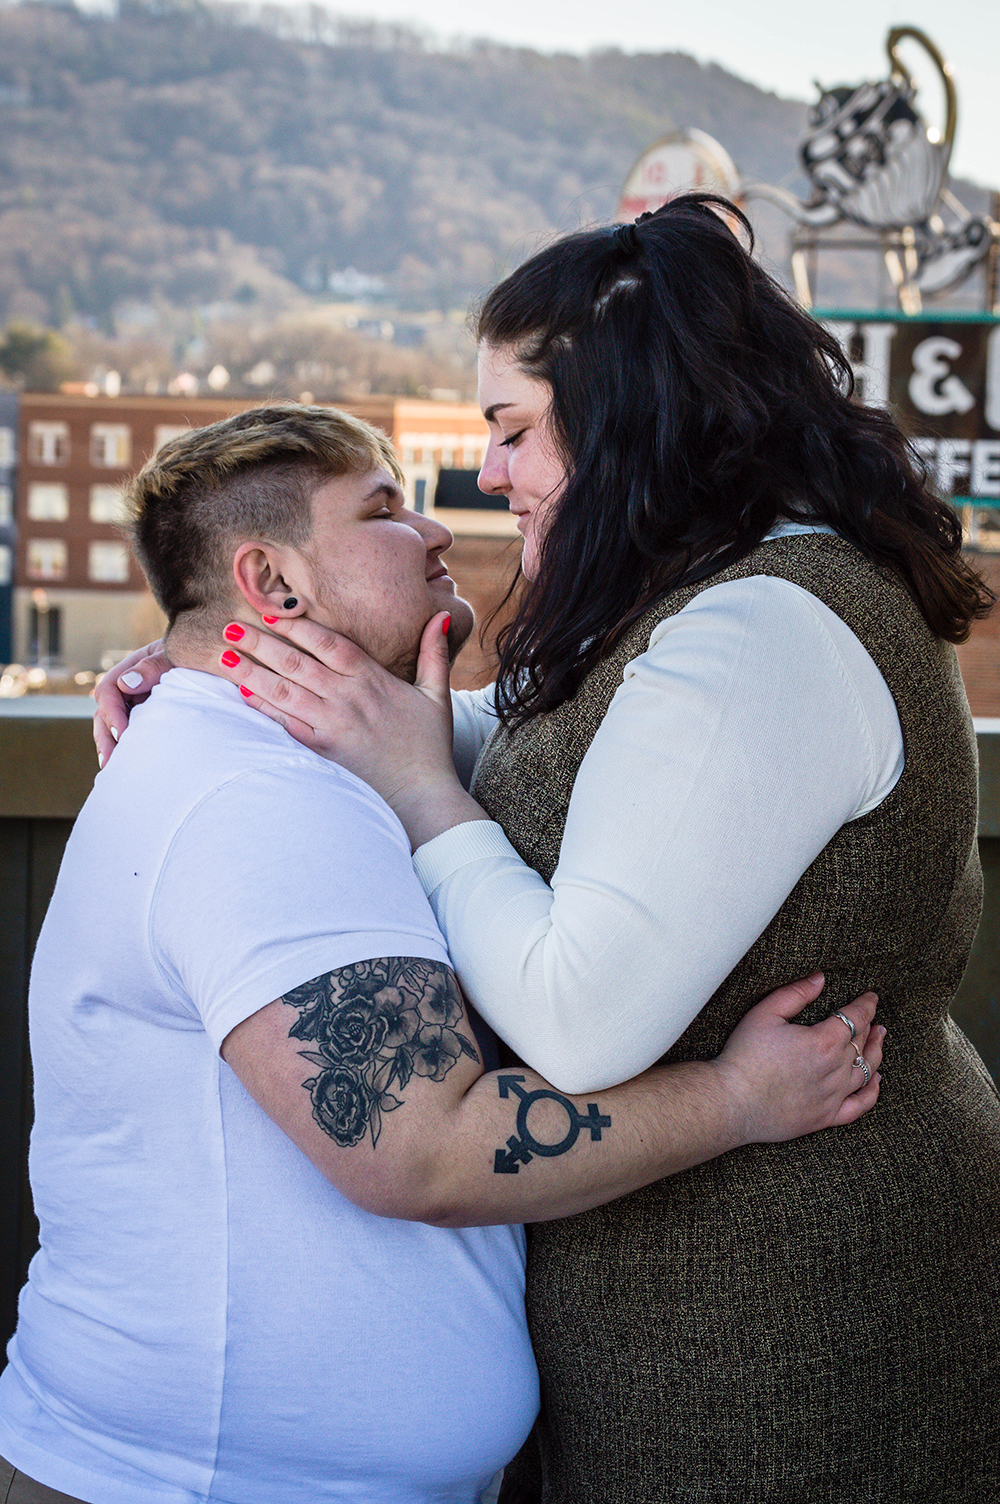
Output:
[{"xmin": 103, "ymin": 195, "xmax": 1000, "ymax": 1498}]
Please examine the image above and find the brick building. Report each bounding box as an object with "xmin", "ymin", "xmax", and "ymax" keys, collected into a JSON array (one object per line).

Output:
[
  {"xmin": 9, "ymin": 392, "xmax": 515, "ymax": 684},
  {"xmin": 956, "ymin": 554, "xmax": 1000, "ymax": 719}
]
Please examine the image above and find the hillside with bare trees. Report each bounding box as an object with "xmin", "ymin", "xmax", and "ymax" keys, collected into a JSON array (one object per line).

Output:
[{"xmin": 0, "ymin": 0, "xmax": 814, "ymax": 327}]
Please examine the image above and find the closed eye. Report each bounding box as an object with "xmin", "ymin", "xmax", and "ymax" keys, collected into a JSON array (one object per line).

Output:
[{"xmin": 500, "ymin": 429, "xmax": 526, "ymax": 448}]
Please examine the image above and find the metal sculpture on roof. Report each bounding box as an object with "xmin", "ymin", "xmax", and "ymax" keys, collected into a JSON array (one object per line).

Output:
[{"xmin": 743, "ymin": 27, "xmax": 997, "ymax": 310}]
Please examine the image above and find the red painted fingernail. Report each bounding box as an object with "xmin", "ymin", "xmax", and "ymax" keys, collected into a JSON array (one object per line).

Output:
[
  {"xmin": 223, "ymin": 623, "xmax": 244, "ymax": 642},
  {"xmin": 261, "ymin": 615, "xmax": 278, "ymax": 625},
  {"xmin": 220, "ymin": 650, "xmax": 241, "ymax": 668},
  {"xmin": 239, "ymin": 685, "xmax": 254, "ymax": 699},
  {"xmin": 441, "ymin": 614, "xmax": 451, "ymax": 635}
]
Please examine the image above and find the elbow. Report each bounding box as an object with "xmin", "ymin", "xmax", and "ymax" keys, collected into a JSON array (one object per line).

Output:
[
  {"xmin": 332, "ymin": 1157, "xmax": 474, "ymax": 1228},
  {"xmin": 524, "ymin": 1046, "xmax": 623, "ymax": 1097},
  {"xmin": 354, "ymin": 1190, "xmax": 481, "ymax": 1230},
  {"xmin": 355, "ymin": 1187, "xmax": 469, "ymax": 1227}
]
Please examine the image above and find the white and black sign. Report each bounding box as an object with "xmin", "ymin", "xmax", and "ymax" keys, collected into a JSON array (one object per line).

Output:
[{"xmin": 821, "ymin": 313, "xmax": 1000, "ymax": 501}]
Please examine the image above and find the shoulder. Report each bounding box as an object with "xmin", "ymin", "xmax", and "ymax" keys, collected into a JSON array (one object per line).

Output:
[
  {"xmin": 138, "ymin": 672, "xmax": 414, "ymax": 852},
  {"xmin": 621, "ymin": 574, "xmax": 901, "ymax": 798},
  {"xmin": 638, "ymin": 575, "xmax": 840, "ymax": 676},
  {"xmin": 167, "ymin": 756, "xmax": 415, "ymax": 889},
  {"xmin": 623, "ymin": 574, "xmax": 899, "ymax": 749},
  {"xmin": 151, "ymin": 754, "xmax": 448, "ymax": 1047}
]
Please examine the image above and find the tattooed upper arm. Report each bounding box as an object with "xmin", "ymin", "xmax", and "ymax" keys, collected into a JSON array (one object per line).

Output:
[
  {"xmin": 282, "ymin": 958, "xmax": 479, "ymax": 1150},
  {"xmin": 221, "ymin": 957, "xmax": 481, "ymax": 1197}
]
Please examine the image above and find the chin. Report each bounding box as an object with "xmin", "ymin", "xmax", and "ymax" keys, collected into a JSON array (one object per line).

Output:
[
  {"xmin": 384, "ymin": 594, "xmax": 474, "ymax": 681},
  {"xmin": 445, "ymin": 595, "xmax": 475, "ymax": 663}
]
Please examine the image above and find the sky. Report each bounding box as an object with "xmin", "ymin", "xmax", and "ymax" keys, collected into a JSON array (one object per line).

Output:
[{"xmin": 253, "ymin": 0, "xmax": 1000, "ymax": 188}]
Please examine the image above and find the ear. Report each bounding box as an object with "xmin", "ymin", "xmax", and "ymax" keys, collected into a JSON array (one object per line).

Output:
[{"xmin": 232, "ymin": 542, "xmax": 309, "ymax": 617}]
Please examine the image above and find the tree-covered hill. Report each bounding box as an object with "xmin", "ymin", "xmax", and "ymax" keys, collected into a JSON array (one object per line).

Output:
[{"xmin": 0, "ymin": 0, "xmax": 813, "ymax": 325}]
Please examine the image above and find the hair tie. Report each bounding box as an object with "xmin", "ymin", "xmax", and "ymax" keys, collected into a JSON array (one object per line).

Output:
[{"xmin": 612, "ymin": 221, "xmax": 642, "ymax": 255}]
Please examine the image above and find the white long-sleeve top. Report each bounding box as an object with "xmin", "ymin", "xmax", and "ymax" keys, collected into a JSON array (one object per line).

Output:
[{"xmin": 416, "ymin": 547, "xmax": 904, "ymax": 1095}]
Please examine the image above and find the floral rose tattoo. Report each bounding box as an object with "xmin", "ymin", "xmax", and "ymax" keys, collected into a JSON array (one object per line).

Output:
[{"xmin": 281, "ymin": 959, "xmax": 480, "ymax": 1149}]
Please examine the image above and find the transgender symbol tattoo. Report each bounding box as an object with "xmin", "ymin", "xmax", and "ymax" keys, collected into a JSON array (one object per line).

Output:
[
  {"xmin": 281, "ymin": 958, "xmax": 479, "ymax": 1150},
  {"xmin": 493, "ymin": 1075, "xmax": 612, "ymax": 1173}
]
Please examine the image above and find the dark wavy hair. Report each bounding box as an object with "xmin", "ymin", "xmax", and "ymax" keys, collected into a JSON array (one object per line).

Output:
[{"xmin": 476, "ymin": 193, "xmax": 993, "ymax": 727}]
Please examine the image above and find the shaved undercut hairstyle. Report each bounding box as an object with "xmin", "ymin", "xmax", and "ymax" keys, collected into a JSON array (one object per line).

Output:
[{"xmin": 126, "ymin": 404, "xmax": 403, "ymax": 628}]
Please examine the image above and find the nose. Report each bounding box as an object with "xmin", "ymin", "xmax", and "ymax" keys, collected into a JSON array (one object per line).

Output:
[
  {"xmin": 478, "ymin": 438, "xmax": 509, "ymax": 496},
  {"xmin": 405, "ymin": 506, "xmax": 454, "ymax": 557}
]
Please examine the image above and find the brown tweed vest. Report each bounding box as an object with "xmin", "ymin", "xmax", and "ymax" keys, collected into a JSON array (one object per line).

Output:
[{"xmin": 481, "ymin": 536, "xmax": 1000, "ymax": 1504}]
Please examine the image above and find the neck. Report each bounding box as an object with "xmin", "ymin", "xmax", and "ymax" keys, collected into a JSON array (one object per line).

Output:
[{"xmin": 165, "ymin": 608, "xmax": 252, "ymax": 678}]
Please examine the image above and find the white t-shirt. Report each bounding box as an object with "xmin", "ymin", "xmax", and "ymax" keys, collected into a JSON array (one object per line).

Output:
[
  {"xmin": 423, "ymin": 548, "xmax": 905, "ymax": 1094},
  {"xmin": 0, "ymin": 669, "xmax": 537, "ymax": 1504}
]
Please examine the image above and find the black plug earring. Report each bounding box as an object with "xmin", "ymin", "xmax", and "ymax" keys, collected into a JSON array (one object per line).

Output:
[{"xmin": 282, "ymin": 597, "xmax": 298, "ymax": 611}]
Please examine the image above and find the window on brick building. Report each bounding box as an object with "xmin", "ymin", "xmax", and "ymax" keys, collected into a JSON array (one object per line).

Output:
[
  {"xmin": 0, "ymin": 545, "xmax": 11, "ymax": 586},
  {"xmin": 91, "ymin": 423, "xmax": 132, "ymax": 468},
  {"xmin": 89, "ymin": 484, "xmax": 128, "ymax": 524},
  {"xmin": 28, "ymin": 421, "xmax": 69, "ymax": 465},
  {"xmin": 154, "ymin": 424, "xmax": 190, "ymax": 452},
  {"xmin": 0, "ymin": 486, "xmax": 11, "ymax": 525},
  {"xmin": 88, "ymin": 541, "xmax": 130, "ymax": 582},
  {"xmin": 0, "ymin": 426, "xmax": 15, "ymax": 467},
  {"xmin": 27, "ymin": 482, "xmax": 69, "ymax": 521},
  {"xmin": 434, "ymin": 469, "xmax": 508, "ymax": 510},
  {"xmin": 27, "ymin": 539, "xmax": 68, "ymax": 580},
  {"xmin": 965, "ymin": 508, "xmax": 1000, "ymax": 552},
  {"xmin": 29, "ymin": 602, "xmax": 62, "ymax": 661}
]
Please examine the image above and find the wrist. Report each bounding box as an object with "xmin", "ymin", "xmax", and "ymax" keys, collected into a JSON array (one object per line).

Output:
[
  {"xmin": 392, "ymin": 779, "xmax": 488, "ymax": 852},
  {"xmin": 701, "ymin": 1058, "xmax": 755, "ymax": 1153}
]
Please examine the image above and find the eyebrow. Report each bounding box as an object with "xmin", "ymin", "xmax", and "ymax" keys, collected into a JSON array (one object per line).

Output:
[
  {"xmin": 482, "ymin": 401, "xmax": 517, "ymax": 424},
  {"xmin": 363, "ymin": 479, "xmax": 403, "ymax": 504}
]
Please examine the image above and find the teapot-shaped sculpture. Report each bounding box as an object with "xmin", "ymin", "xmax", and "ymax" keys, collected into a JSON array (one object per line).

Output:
[
  {"xmin": 743, "ymin": 27, "xmax": 997, "ymax": 307},
  {"xmin": 796, "ymin": 27, "xmax": 954, "ymax": 231}
]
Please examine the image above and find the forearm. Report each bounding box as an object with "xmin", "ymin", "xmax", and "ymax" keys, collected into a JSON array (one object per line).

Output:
[
  {"xmin": 224, "ymin": 959, "xmax": 880, "ymax": 1233},
  {"xmin": 404, "ymin": 1058, "xmax": 741, "ymax": 1228},
  {"xmin": 231, "ymin": 985, "xmax": 743, "ymax": 1229}
]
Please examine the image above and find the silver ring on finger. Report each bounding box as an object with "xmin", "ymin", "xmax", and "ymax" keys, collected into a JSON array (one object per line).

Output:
[
  {"xmin": 834, "ymin": 1011, "xmax": 857, "ymax": 1043},
  {"xmin": 852, "ymin": 1053, "xmax": 871, "ymax": 1086}
]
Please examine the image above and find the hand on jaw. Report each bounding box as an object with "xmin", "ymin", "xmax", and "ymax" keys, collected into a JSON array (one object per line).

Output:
[{"xmin": 216, "ymin": 609, "xmax": 489, "ymax": 851}]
